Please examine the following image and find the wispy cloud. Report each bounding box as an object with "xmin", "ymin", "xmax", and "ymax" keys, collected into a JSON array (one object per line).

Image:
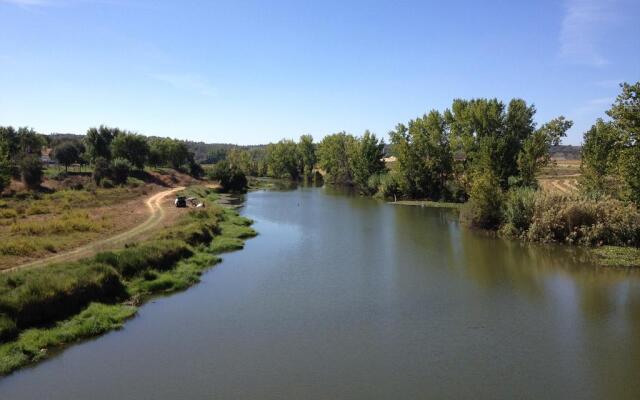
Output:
[
  {"xmin": 559, "ymin": 0, "xmax": 621, "ymax": 67},
  {"xmin": 150, "ymin": 73, "xmax": 217, "ymax": 97},
  {"xmin": 0, "ymin": 0, "xmax": 51, "ymax": 6}
]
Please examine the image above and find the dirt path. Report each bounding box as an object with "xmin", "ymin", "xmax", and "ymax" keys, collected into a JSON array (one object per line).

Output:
[{"xmin": 4, "ymin": 186, "xmax": 185, "ymax": 273}]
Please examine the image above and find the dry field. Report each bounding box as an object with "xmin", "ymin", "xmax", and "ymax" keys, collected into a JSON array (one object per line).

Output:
[{"xmin": 538, "ymin": 159, "xmax": 581, "ymax": 195}]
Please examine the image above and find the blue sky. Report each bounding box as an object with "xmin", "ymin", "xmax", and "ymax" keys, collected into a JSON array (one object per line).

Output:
[{"xmin": 1, "ymin": 0, "xmax": 638, "ymax": 145}]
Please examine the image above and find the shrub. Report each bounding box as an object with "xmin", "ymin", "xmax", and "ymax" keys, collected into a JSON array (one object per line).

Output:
[
  {"xmin": 527, "ymin": 193, "xmax": 640, "ymax": 246},
  {"xmin": 110, "ymin": 158, "xmax": 131, "ymax": 185},
  {"xmin": 92, "ymin": 157, "xmax": 110, "ymax": 185},
  {"xmin": 378, "ymin": 170, "xmax": 402, "ymax": 201},
  {"xmin": 19, "ymin": 156, "xmax": 43, "ymax": 190},
  {"xmin": 209, "ymin": 160, "xmax": 247, "ymax": 193},
  {"xmin": 101, "ymin": 178, "xmax": 114, "ymax": 188},
  {"xmin": 460, "ymin": 172, "xmax": 504, "ymax": 229},
  {"xmin": 500, "ymin": 187, "xmax": 536, "ymax": 237}
]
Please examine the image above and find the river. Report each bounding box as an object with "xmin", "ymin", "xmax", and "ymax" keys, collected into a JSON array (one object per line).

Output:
[{"xmin": 2, "ymin": 186, "xmax": 640, "ymax": 399}]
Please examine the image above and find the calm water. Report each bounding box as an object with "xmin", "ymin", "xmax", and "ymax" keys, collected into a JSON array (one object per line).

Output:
[{"xmin": 2, "ymin": 186, "xmax": 640, "ymax": 399}]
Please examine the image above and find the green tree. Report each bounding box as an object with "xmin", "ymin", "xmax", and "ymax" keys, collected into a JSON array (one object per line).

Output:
[
  {"xmin": 266, "ymin": 140, "xmax": 300, "ymax": 179},
  {"xmin": 580, "ymin": 119, "xmax": 621, "ymax": 194},
  {"xmin": 53, "ymin": 142, "xmax": 80, "ymax": 172},
  {"xmin": 209, "ymin": 160, "xmax": 247, "ymax": 192},
  {"xmin": 606, "ymin": 82, "xmax": 640, "ymax": 203},
  {"xmin": 111, "ymin": 133, "xmax": 150, "ymax": 169},
  {"xmin": 0, "ymin": 159, "xmax": 12, "ymax": 193},
  {"xmin": 110, "ymin": 158, "xmax": 131, "ymax": 184},
  {"xmin": 390, "ymin": 110, "xmax": 453, "ymax": 199},
  {"xmin": 517, "ymin": 116, "xmax": 573, "ymax": 188},
  {"xmin": 20, "ymin": 156, "xmax": 44, "ymax": 189},
  {"xmin": 317, "ymin": 132, "xmax": 356, "ymax": 184},
  {"xmin": 16, "ymin": 127, "xmax": 44, "ymax": 155},
  {"xmin": 85, "ymin": 125, "xmax": 120, "ymax": 162},
  {"xmin": 349, "ymin": 130, "xmax": 386, "ymax": 193},
  {"xmin": 297, "ymin": 134, "xmax": 316, "ymax": 179}
]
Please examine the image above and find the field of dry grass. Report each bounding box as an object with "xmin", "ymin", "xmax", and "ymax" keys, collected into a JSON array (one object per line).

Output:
[{"xmin": 538, "ymin": 159, "xmax": 581, "ymax": 194}]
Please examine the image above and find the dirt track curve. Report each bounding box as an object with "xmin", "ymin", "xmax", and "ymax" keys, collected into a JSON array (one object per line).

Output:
[{"xmin": 4, "ymin": 186, "xmax": 185, "ymax": 273}]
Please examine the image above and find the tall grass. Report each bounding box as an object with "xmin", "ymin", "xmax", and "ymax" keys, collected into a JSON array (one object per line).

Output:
[{"xmin": 0, "ymin": 201, "xmax": 256, "ymax": 374}]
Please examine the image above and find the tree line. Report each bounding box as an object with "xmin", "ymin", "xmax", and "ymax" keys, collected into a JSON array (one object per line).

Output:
[{"xmin": 0, "ymin": 124, "xmax": 206, "ymax": 191}]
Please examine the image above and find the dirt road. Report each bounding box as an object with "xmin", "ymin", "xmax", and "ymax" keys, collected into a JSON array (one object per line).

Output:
[{"xmin": 4, "ymin": 186, "xmax": 185, "ymax": 273}]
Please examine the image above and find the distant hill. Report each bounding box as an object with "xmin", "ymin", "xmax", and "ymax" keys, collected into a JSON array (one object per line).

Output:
[{"xmin": 549, "ymin": 145, "xmax": 581, "ymax": 160}]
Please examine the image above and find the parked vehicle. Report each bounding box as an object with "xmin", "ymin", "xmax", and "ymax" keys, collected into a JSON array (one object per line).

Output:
[{"xmin": 175, "ymin": 196, "xmax": 187, "ymax": 208}]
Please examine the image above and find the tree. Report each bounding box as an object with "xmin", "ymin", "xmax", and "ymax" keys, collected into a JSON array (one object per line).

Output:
[
  {"xmin": 390, "ymin": 110, "xmax": 453, "ymax": 199},
  {"xmin": 226, "ymin": 148, "xmax": 254, "ymax": 176},
  {"xmin": 209, "ymin": 160, "xmax": 247, "ymax": 192},
  {"xmin": 110, "ymin": 158, "xmax": 131, "ymax": 184},
  {"xmin": 16, "ymin": 127, "xmax": 43, "ymax": 155},
  {"xmin": 297, "ymin": 134, "xmax": 316, "ymax": 179},
  {"xmin": 0, "ymin": 126, "xmax": 19, "ymax": 161},
  {"xmin": 317, "ymin": 132, "xmax": 355, "ymax": 183},
  {"xmin": 0, "ymin": 159, "xmax": 12, "ymax": 193},
  {"xmin": 517, "ymin": 116, "xmax": 573, "ymax": 188},
  {"xmin": 580, "ymin": 119, "xmax": 620, "ymax": 194},
  {"xmin": 606, "ymin": 82, "xmax": 640, "ymax": 203},
  {"xmin": 266, "ymin": 140, "xmax": 300, "ymax": 179},
  {"xmin": 85, "ymin": 125, "xmax": 120, "ymax": 162},
  {"xmin": 111, "ymin": 133, "xmax": 150, "ymax": 169},
  {"xmin": 461, "ymin": 170, "xmax": 504, "ymax": 230},
  {"xmin": 348, "ymin": 130, "xmax": 386, "ymax": 193},
  {"xmin": 53, "ymin": 142, "xmax": 80, "ymax": 172},
  {"xmin": 20, "ymin": 156, "xmax": 43, "ymax": 189}
]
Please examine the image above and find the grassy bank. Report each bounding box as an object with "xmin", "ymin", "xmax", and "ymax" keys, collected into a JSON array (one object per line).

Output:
[
  {"xmin": 390, "ymin": 200, "xmax": 463, "ymax": 209},
  {"xmin": 0, "ymin": 187, "xmax": 256, "ymax": 375}
]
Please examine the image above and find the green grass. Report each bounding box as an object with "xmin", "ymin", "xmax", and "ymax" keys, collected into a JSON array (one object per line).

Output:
[
  {"xmin": 0, "ymin": 197, "xmax": 256, "ymax": 375},
  {"xmin": 0, "ymin": 303, "xmax": 136, "ymax": 375},
  {"xmin": 592, "ymin": 246, "xmax": 640, "ymax": 268}
]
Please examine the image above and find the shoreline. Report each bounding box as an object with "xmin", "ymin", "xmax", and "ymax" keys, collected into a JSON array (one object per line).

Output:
[{"xmin": 0, "ymin": 187, "xmax": 257, "ymax": 376}]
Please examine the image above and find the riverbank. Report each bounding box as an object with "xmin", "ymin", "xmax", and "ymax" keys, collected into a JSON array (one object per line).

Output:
[{"xmin": 0, "ymin": 187, "xmax": 256, "ymax": 375}]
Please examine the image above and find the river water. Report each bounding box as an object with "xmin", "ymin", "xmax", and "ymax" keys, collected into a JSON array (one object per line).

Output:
[{"xmin": 2, "ymin": 186, "xmax": 640, "ymax": 399}]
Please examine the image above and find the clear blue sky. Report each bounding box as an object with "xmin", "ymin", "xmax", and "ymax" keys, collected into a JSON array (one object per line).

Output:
[{"xmin": 1, "ymin": 0, "xmax": 638, "ymax": 145}]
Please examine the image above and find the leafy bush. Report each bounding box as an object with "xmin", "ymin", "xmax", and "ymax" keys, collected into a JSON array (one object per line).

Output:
[
  {"xmin": 19, "ymin": 156, "xmax": 43, "ymax": 190},
  {"xmin": 110, "ymin": 158, "xmax": 131, "ymax": 185},
  {"xmin": 460, "ymin": 172, "xmax": 504, "ymax": 229},
  {"xmin": 209, "ymin": 160, "xmax": 247, "ymax": 193},
  {"xmin": 500, "ymin": 187, "xmax": 536, "ymax": 237},
  {"xmin": 527, "ymin": 193, "xmax": 640, "ymax": 246},
  {"xmin": 378, "ymin": 170, "xmax": 402, "ymax": 201},
  {"xmin": 92, "ymin": 157, "xmax": 110, "ymax": 185},
  {"xmin": 0, "ymin": 313, "xmax": 17, "ymax": 342}
]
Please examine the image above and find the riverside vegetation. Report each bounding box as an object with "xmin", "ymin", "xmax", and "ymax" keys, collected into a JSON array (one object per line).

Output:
[
  {"xmin": 0, "ymin": 186, "xmax": 256, "ymax": 375},
  {"xmin": 208, "ymin": 82, "xmax": 640, "ymax": 266}
]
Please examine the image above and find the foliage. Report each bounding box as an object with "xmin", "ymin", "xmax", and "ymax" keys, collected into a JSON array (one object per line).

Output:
[
  {"xmin": 298, "ymin": 134, "xmax": 316, "ymax": 179},
  {"xmin": 266, "ymin": 140, "xmax": 301, "ymax": 179},
  {"xmin": 0, "ymin": 160, "xmax": 11, "ymax": 193},
  {"xmin": 580, "ymin": 119, "xmax": 621, "ymax": 195},
  {"xmin": 110, "ymin": 157, "xmax": 131, "ymax": 185},
  {"xmin": 92, "ymin": 156, "xmax": 111, "ymax": 185},
  {"xmin": 52, "ymin": 141, "xmax": 80, "ymax": 171},
  {"xmin": 19, "ymin": 156, "xmax": 43, "ymax": 189},
  {"xmin": 391, "ymin": 110, "xmax": 453, "ymax": 198},
  {"xmin": 527, "ymin": 193, "xmax": 640, "ymax": 246},
  {"xmin": 460, "ymin": 171, "xmax": 503, "ymax": 229},
  {"xmin": 500, "ymin": 187, "xmax": 537, "ymax": 237},
  {"xmin": 209, "ymin": 160, "xmax": 247, "ymax": 192},
  {"xmin": 111, "ymin": 133, "xmax": 150, "ymax": 169},
  {"xmin": 85, "ymin": 125, "xmax": 120, "ymax": 162},
  {"xmin": 317, "ymin": 132, "xmax": 356, "ymax": 184},
  {"xmin": 348, "ymin": 130, "xmax": 386, "ymax": 194}
]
